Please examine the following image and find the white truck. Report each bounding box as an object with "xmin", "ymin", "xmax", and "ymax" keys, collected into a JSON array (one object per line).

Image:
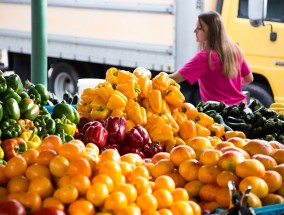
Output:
[
  {"xmin": 0, "ymin": 0, "xmax": 203, "ymax": 101},
  {"xmin": 0, "ymin": 0, "xmax": 283, "ymax": 107}
]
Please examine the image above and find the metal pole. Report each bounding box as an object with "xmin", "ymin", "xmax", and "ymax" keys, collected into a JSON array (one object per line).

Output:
[{"xmin": 31, "ymin": 0, "xmax": 47, "ymax": 86}]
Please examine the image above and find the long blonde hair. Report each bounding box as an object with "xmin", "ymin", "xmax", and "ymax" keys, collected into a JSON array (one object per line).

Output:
[{"xmin": 198, "ymin": 11, "xmax": 244, "ymax": 79}]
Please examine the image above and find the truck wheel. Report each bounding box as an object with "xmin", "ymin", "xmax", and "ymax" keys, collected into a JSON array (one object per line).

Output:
[
  {"xmin": 242, "ymin": 82, "xmax": 274, "ymax": 107},
  {"xmin": 49, "ymin": 62, "xmax": 79, "ymax": 101}
]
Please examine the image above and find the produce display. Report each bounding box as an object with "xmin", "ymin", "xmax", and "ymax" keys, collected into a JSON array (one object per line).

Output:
[{"xmin": 0, "ymin": 68, "xmax": 284, "ymax": 214}]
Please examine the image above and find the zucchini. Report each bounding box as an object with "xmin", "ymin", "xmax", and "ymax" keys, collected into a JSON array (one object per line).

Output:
[
  {"xmin": 213, "ymin": 114, "xmax": 233, "ymax": 131},
  {"xmin": 225, "ymin": 121, "xmax": 252, "ymax": 132},
  {"xmin": 225, "ymin": 116, "xmax": 245, "ymax": 123}
]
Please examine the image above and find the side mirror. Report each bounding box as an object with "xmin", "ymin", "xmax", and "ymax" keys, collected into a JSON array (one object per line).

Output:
[{"xmin": 248, "ymin": 0, "xmax": 267, "ymax": 27}]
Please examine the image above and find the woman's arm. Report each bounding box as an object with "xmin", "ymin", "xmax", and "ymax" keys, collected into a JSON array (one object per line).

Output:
[
  {"xmin": 242, "ymin": 72, "xmax": 253, "ymax": 85},
  {"xmin": 169, "ymin": 71, "xmax": 186, "ymax": 83}
]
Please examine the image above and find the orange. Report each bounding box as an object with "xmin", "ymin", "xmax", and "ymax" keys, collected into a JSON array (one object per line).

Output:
[
  {"xmin": 120, "ymin": 153, "xmax": 143, "ymax": 166},
  {"xmin": 217, "ymin": 151, "xmax": 245, "ymax": 172},
  {"xmin": 216, "ymin": 170, "xmax": 239, "ymax": 188},
  {"xmin": 28, "ymin": 175, "xmax": 54, "ymax": 198},
  {"xmin": 0, "ymin": 187, "xmax": 8, "ymax": 203},
  {"xmin": 251, "ymin": 154, "xmax": 277, "ymax": 170},
  {"xmin": 49, "ymin": 155, "xmax": 69, "ymax": 178},
  {"xmin": 185, "ymin": 136, "xmax": 211, "ymax": 159},
  {"xmin": 0, "ymin": 165, "xmax": 8, "ymax": 186},
  {"xmin": 99, "ymin": 149, "xmax": 121, "ymax": 164},
  {"xmin": 199, "ymin": 183, "xmax": 221, "ymax": 202},
  {"xmin": 129, "ymin": 165, "xmax": 150, "ymax": 181},
  {"xmin": 86, "ymin": 182, "xmax": 109, "ymax": 207},
  {"xmin": 247, "ymin": 192, "xmax": 262, "ymax": 208},
  {"xmin": 152, "ymin": 189, "xmax": 173, "ymax": 210},
  {"xmin": 226, "ymin": 136, "xmax": 247, "ymax": 148},
  {"xmin": 198, "ymin": 164, "xmax": 222, "ymax": 184},
  {"xmin": 208, "ymin": 136, "xmax": 222, "ymax": 147},
  {"xmin": 7, "ymin": 175, "xmax": 29, "ymax": 193},
  {"xmin": 262, "ymin": 170, "xmax": 282, "ymax": 193},
  {"xmin": 215, "ymin": 186, "xmax": 230, "ymax": 208},
  {"xmin": 38, "ymin": 134, "xmax": 63, "ymax": 153},
  {"xmin": 200, "ymin": 201, "xmax": 221, "ymax": 213},
  {"xmin": 4, "ymin": 156, "xmax": 27, "ymax": 179},
  {"xmin": 239, "ymin": 176, "xmax": 269, "ymax": 199},
  {"xmin": 131, "ymin": 176, "xmax": 151, "ymax": 195},
  {"xmin": 220, "ymin": 146, "xmax": 250, "ymax": 159},
  {"xmin": 91, "ymin": 174, "xmax": 114, "ymax": 193},
  {"xmin": 58, "ymin": 142, "xmax": 86, "ymax": 161},
  {"xmin": 84, "ymin": 153, "xmax": 99, "ymax": 171},
  {"xmin": 68, "ymin": 199, "xmax": 95, "ymax": 215},
  {"xmin": 136, "ymin": 193, "xmax": 158, "ymax": 212},
  {"xmin": 273, "ymin": 163, "xmax": 284, "ymax": 179},
  {"xmin": 68, "ymin": 157, "xmax": 92, "ymax": 177},
  {"xmin": 169, "ymin": 145, "xmax": 196, "ymax": 167},
  {"xmin": 35, "ymin": 149, "xmax": 57, "ymax": 166},
  {"xmin": 119, "ymin": 161, "xmax": 135, "ymax": 182},
  {"xmin": 151, "ymin": 159, "xmax": 175, "ymax": 179},
  {"xmin": 272, "ymin": 149, "xmax": 284, "ymax": 164},
  {"xmin": 116, "ymin": 205, "xmax": 141, "ymax": 215},
  {"xmin": 242, "ymin": 139, "xmax": 275, "ymax": 156},
  {"xmin": 103, "ymin": 191, "xmax": 128, "ymax": 212},
  {"xmin": 171, "ymin": 188, "xmax": 189, "ymax": 202},
  {"xmin": 178, "ymin": 159, "xmax": 202, "ymax": 181},
  {"xmin": 151, "ymin": 152, "xmax": 170, "ymax": 164},
  {"xmin": 165, "ymin": 170, "xmax": 186, "ymax": 188},
  {"xmin": 25, "ymin": 163, "xmax": 51, "ymax": 180},
  {"xmin": 235, "ymin": 159, "xmax": 266, "ymax": 178},
  {"xmin": 53, "ymin": 184, "xmax": 79, "ymax": 204},
  {"xmin": 42, "ymin": 197, "xmax": 65, "ymax": 211},
  {"xmin": 269, "ymin": 140, "xmax": 284, "ymax": 150},
  {"xmin": 154, "ymin": 175, "xmax": 176, "ymax": 193},
  {"xmin": 170, "ymin": 201, "xmax": 193, "ymax": 215},
  {"xmin": 158, "ymin": 208, "xmax": 173, "ymax": 215},
  {"xmin": 199, "ymin": 148, "xmax": 223, "ymax": 165},
  {"xmin": 187, "ymin": 200, "xmax": 201, "ymax": 215},
  {"xmin": 261, "ymin": 193, "xmax": 284, "ymax": 206},
  {"xmin": 114, "ymin": 183, "xmax": 138, "ymax": 203},
  {"xmin": 98, "ymin": 160, "xmax": 123, "ymax": 183},
  {"xmin": 277, "ymin": 181, "xmax": 284, "ymax": 197},
  {"xmin": 20, "ymin": 148, "xmax": 39, "ymax": 165},
  {"xmin": 85, "ymin": 143, "xmax": 100, "ymax": 156},
  {"xmin": 214, "ymin": 141, "xmax": 235, "ymax": 151},
  {"xmin": 69, "ymin": 174, "xmax": 91, "ymax": 195},
  {"xmin": 184, "ymin": 180, "xmax": 203, "ymax": 198}
]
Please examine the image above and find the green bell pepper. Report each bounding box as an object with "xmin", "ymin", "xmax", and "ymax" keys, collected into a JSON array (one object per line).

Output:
[
  {"xmin": 28, "ymin": 87, "xmax": 41, "ymax": 105},
  {"xmin": 0, "ymin": 88, "xmax": 21, "ymax": 103},
  {"xmin": 2, "ymin": 98, "xmax": 20, "ymax": 120},
  {"xmin": 19, "ymin": 98, "xmax": 40, "ymax": 120},
  {"xmin": 33, "ymin": 115, "xmax": 56, "ymax": 138},
  {"xmin": 28, "ymin": 83, "xmax": 49, "ymax": 106},
  {"xmin": 0, "ymin": 75, "xmax": 7, "ymax": 94},
  {"xmin": 5, "ymin": 74, "xmax": 23, "ymax": 94},
  {"xmin": 52, "ymin": 100, "xmax": 76, "ymax": 123},
  {"xmin": 55, "ymin": 117, "xmax": 76, "ymax": 136},
  {"xmin": 19, "ymin": 91, "xmax": 30, "ymax": 100},
  {"xmin": 0, "ymin": 102, "xmax": 3, "ymax": 122},
  {"xmin": 0, "ymin": 119, "xmax": 22, "ymax": 139}
]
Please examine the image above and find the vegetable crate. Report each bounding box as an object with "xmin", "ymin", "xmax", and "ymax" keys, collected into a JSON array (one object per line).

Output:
[{"xmin": 215, "ymin": 204, "xmax": 284, "ymax": 215}]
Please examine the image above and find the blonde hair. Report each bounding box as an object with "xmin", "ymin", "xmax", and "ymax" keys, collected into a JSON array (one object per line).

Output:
[{"xmin": 198, "ymin": 11, "xmax": 244, "ymax": 78}]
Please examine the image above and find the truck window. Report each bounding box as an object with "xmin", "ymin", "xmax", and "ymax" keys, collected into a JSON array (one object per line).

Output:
[{"xmin": 238, "ymin": 0, "xmax": 284, "ymax": 22}]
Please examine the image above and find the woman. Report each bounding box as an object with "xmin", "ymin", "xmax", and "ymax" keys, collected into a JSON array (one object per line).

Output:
[{"xmin": 169, "ymin": 11, "xmax": 253, "ymax": 106}]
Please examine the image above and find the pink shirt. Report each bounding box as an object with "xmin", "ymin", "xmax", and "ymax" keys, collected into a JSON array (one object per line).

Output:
[{"xmin": 178, "ymin": 49, "xmax": 251, "ymax": 106}]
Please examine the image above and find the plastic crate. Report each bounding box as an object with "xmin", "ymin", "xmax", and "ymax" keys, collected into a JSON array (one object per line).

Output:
[
  {"xmin": 215, "ymin": 204, "xmax": 284, "ymax": 215},
  {"xmin": 44, "ymin": 105, "xmax": 77, "ymax": 114}
]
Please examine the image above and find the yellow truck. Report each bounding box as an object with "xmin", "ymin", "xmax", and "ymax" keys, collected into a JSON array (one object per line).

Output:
[{"xmin": 0, "ymin": 0, "xmax": 283, "ymax": 107}]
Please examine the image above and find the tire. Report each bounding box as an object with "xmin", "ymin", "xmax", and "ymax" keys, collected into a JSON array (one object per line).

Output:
[
  {"xmin": 242, "ymin": 83, "xmax": 274, "ymax": 107},
  {"xmin": 49, "ymin": 62, "xmax": 79, "ymax": 101}
]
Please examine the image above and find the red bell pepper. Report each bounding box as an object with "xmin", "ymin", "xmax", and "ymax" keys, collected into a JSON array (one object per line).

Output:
[
  {"xmin": 0, "ymin": 199, "xmax": 26, "ymax": 215},
  {"xmin": 104, "ymin": 116, "xmax": 127, "ymax": 145},
  {"xmin": 81, "ymin": 120, "xmax": 104, "ymax": 134},
  {"xmin": 84, "ymin": 125, "xmax": 108, "ymax": 147},
  {"xmin": 119, "ymin": 145, "xmax": 145, "ymax": 158},
  {"xmin": 142, "ymin": 142, "xmax": 163, "ymax": 158},
  {"xmin": 2, "ymin": 138, "xmax": 28, "ymax": 160},
  {"xmin": 125, "ymin": 125, "xmax": 150, "ymax": 148}
]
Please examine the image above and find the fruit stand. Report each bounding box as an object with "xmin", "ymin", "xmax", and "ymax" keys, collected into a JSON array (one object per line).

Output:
[{"xmin": 0, "ymin": 68, "xmax": 284, "ymax": 215}]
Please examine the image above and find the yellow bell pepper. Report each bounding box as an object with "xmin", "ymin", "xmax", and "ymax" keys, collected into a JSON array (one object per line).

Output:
[
  {"xmin": 172, "ymin": 111, "xmax": 188, "ymax": 126},
  {"xmin": 194, "ymin": 112, "xmax": 214, "ymax": 127},
  {"xmin": 93, "ymin": 82, "xmax": 114, "ymax": 102},
  {"xmin": 90, "ymin": 95, "xmax": 107, "ymax": 109},
  {"xmin": 137, "ymin": 76, "xmax": 152, "ymax": 99},
  {"xmin": 90, "ymin": 106, "xmax": 110, "ymax": 120},
  {"xmin": 161, "ymin": 99, "xmax": 171, "ymax": 114},
  {"xmin": 208, "ymin": 123, "xmax": 225, "ymax": 138},
  {"xmin": 178, "ymin": 120, "xmax": 197, "ymax": 141},
  {"xmin": 161, "ymin": 113, "xmax": 179, "ymax": 134},
  {"xmin": 196, "ymin": 123, "xmax": 211, "ymax": 137},
  {"xmin": 126, "ymin": 119, "xmax": 136, "ymax": 131},
  {"xmin": 164, "ymin": 85, "xmax": 185, "ymax": 108},
  {"xmin": 150, "ymin": 124, "xmax": 173, "ymax": 142},
  {"xmin": 133, "ymin": 67, "xmax": 152, "ymax": 79},
  {"xmin": 148, "ymin": 89, "xmax": 162, "ymax": 113},
  {"xmin": 141, "ymin": 98, "xmax": 151, "ymax": 110},
  {"xmin": 152, "ymin": 72, "xmax": 170, "ymax": 94},
  {"xmin": 116, "ymin": 79, "xmax": 141, "ymax": 99},
  {"xmin": 117, "ymin": 69, "xmax": 137, "ymax": 82},
  {"xmin": 20, "ymin": 129, "xmax": 41, "ymax": 149},
  {"xmin": 111, "ymin": 109, "xmax": 127, "ymax": 119},
  {"xmin": 224, "ymin": 130, "xmax": 246, "ymax": 140},
  {"xmin": 77, "ymin": 101, "xmax": 92, "ymax": 112},
  {"xmin": 105, "ymin": 67, "xmax": 119, "ymax": 86},
  {"xmin": 179, "ymin": 102, "xmax": 199, "ymax": 121},
  {"xmin": 164, "ymin": 136, "xmax": 186, "ymax": 152},
  {"xmin": 145, "ymin": 111, "xmax": 167, "ymax": 133},
  {"xmin": 80, "ymin": 87, "xmax": 97, "ymax": 103},
  {"xmin": 107, "ymin": 90, "xmax": 128, "ymax": 110},
  {"xmin": 125, "ymin": 99, "xmax": 147, "ymax": 125},
  {"xmin": 169, "ymin": 78, "xmax": 181, "ymax": 90}
]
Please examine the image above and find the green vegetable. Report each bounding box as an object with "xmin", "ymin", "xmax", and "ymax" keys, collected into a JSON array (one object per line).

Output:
[
  {"xmin": 5, "ymin": 74, "xmax": 23, "ymax": 94},
  {"xmin": 52, "ymin": 101, "xmax": 76, "ymax": 123},
  {"xmin": 0, "ymin": 75, "xmax": 7, "ymax": 93},
  {"xmin": 33, "ymin": 115, "xmax": 56, "ymax": 138},
  {"xmin": 2, "ymin": 98, "xmax": 20, "ymax": 120},
  {"xmin": 0, "ymin": 88, "xmax": 21, "ymax": 103},
  {"xmin": 213, "ymin": 114, "xmax": 233, "ymax": 132},
  {"xmin": 0, "ymin": 119, "xmax": 22, "ymax": 139}
]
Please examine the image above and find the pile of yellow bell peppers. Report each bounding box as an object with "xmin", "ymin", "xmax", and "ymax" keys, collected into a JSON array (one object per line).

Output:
[{"xmin": 77, "ymin": 67, "xmax": 225, "ymax": 151}]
